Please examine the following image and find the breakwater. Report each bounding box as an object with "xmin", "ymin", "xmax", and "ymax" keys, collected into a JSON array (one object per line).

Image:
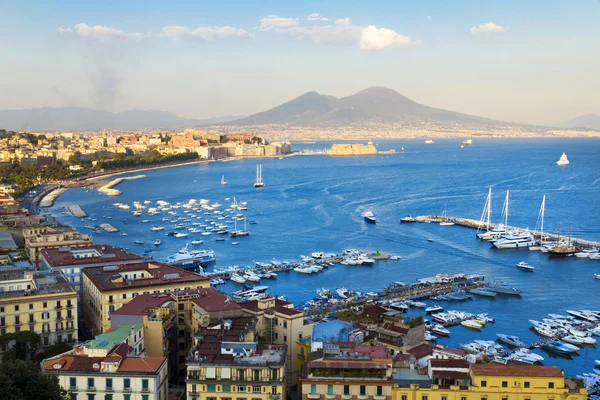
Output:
[
  {"xmin": 39, "ymin": 188, "xmax": 67, "ymax": 208},
  {"xmin": 68, "ymin": 205, "xmax": 87, "ymax": 217},
  {"xmin": 98, "ymin": 175, "xmax": 146, "ymax": 196}
]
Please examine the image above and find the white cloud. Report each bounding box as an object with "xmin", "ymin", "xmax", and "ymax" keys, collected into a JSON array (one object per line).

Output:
[
  {"xmin": 359, "ymin": 25, "xmax": 418, "ymax": 51},
  {"xmin": 470, "ymin": 21, "xmax": 507, "ymax": 34},
  {"xmin": 73, "ymin": 23, "xmax": 144, "ymax": 40},
  {"xmin": 57, "ymin": 27, "xmax": 73, "ymax": 34},
  {"xmin": 307, "ymin": 13, "xmax": 329, "ymax": 22},
  {"xmin": 161, "ymin": 25, "xmax": 249, "ymax": 41},
  {"xmin": 258, "ymin": 15, "xmax": 299, "ymax": 31},
  {"xmin": 258, "ymin": 15, "xmax": 417, "ymax": 51}
]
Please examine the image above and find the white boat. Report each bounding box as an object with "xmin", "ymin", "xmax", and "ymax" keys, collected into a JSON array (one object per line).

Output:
[
  {"xmin": 230, "ymin": 273, "xmax": 246, "ymax": 284},
  {"xmin": 493, "ymin": 231, "xmax": 536, "ymax": 249},
  {"xmin": 294, "ymin": 266, "xmax": 315, "ymax": 274},
  {"xmin": 596, "ymin": 274, "xmax": 600, "ymax": 280},
  {"xmin": 556, "ymin": 152, "xmax": 569, "ymax": 166},
  {"xmin": 191, "ymin": 239, "xmax": 203, "ymax": 245},
  {"xmin": 336, "ymin": 287, "xmax": 350, "ymax": 299},
  {"xmin": 134, "ymin": 240, "xmax": 144, "ymax": 245},
  {"xmin": 424, "ymin": 331, "xmax": 437, "ymax": 341},
  {"xmin": 406, "ymin": 300, "xmax": 426, "ymax": 308},
  {"xmin": 566, "ymin": 309, "xmax": 599, "ymax": 322},
  {"xmin": 425, "ymin": 140, "xmax": 434, "ymax": 144},
  {"xmin": 254, "ymin": 164, "xmax": 265, "ymax": 188},
  {"xmin": 461, "ymin": 320, "xmax": 482, "ymax": 330},
  {"xmin": 165, "ymin": 244, "xmax": 216, "ymax": 265},
  {"xmin": 221, "ymin": 175, "xmax": 227, "ymax": 185},
  {"xmin": 516, "ymin": 261, "xmax": 534, "ymax": 272},
  {"xmin": 154, "ymin": 239, "xmax": 161, "ymax": 246},
  {"xmin": 562, "ymin": 335, "xmax": 586, "ymax": 346},
  {"xmin": 425, "ymin": 305, "xmax": 443, "ymax": 314},
  {"xmin": 431, "ymin": 324, "xmax": 450, "ymax": 337},
  {"xmin": 244, "ymin": 272, "xmax": 261, "ymax": 282},
  {"xmin": 589, "ymin": 253, "xmax": 600, "ymax": 260},
  {"xmin": 439, "ymin": 204, "xmax": 454, "ymax": 226},
  {"xmin": 574, "ymin": 248, "xmax": 598, "ymax": 258},
  {"xmin": 174, "ymin": 232, "xmax": 188, "ymax": 238},
  {"xmin": 150, "ymin": 226, "xmax": 164, "ymax": 231}
]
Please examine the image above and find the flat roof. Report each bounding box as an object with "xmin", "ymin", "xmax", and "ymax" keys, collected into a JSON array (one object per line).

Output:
[
  {"xmin": 0, "ymin": 270, "xmax": 75, "ymax": 300},
  {"xmin": 470, "ymin": 364, "xmax": 564, "ymax": 378},
  {"xmin": 83, "ymin": 261, "xmax": 208, "ymax": 291},
  {"xmin": 41, "ymin": 245, "xmax": 143, "ymax": 268},
  {"xmin": 0, "ymin": 232, "xmax": 17, "ymax": 249}
]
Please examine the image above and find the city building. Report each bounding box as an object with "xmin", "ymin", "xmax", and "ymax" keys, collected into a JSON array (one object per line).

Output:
[
  {"xmin": 392, "ymin": 364, "xmax": 587, "ymax": 400},
  {"xmin": 40, "ymin": 245, "xmax": 143, "ymax": 312},
  {"xmin": 0, "ymin": 270, "xmax": 78, "ymax": 345},
  {"xmin": 23, "ymin": 225, "xmax": 93, "ymax": 266},
  {"xmin": 186, "ymin": 315, "xmax": 287, "ymax": 400},
  {"xmin": 240, "ymin": 297, "xmax": 313, "ymax": 388},
  {"xmin": 82, "ymin": 261, "xmax": 209, "ymax": 334},
  {"xmin": 41, "ymin": 339, "xmax": 168, "ymax": 400},
  {"xmin": 85, "ymin": 324, "xmax": 145, "ymax": 358},
  {"xmin": 300, "ymin": 343, "xmax": 394, "ymax": 400}
]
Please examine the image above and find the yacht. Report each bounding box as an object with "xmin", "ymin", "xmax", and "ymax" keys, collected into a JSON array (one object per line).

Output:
[
  {"xmin": 516, "ymin": 261, "xmax": 534, "ymax": 272},
  {"xmin": 492, "ymin": 231, "xmax": 535, "ymax": 249},
  {"xmin": 294, "ymin": 266, "xmax": 315, "ymax": 274},
  {"xmin": 556, "ymin": 152, "xmax": 570, "ymax": 166},
  {"xmin": 150, "ymin": 226, "xmax": 165, "ymax": 231},
  {"xmin": 336, "ymin": 287, "xmax": 350, "ymax": 299},
  {"xmin": 243, "ymin": 272, "xmax": 261, "ymax": 282},
  {"xmin": 477, "ymin": 226, "xmax": 508, "ymax": 240},
  {"xmin": 574, "ymin": 248, "xmax": 598, "ymax": 258},
  {"xmin": 566, "ymin": 309, "xmax": 599, "ymax": 322},
  {"xmin": 431, "ymin": 324, "xmax": 450, "ymax": 337},
  {"xmin": 424, "ymin": 140, "xmax": 435, "ymax": 144},
  {"xmin": 425, "ymin": 305, "xmax": 443, "ymax": 314},
  {"xmin": 468, "ymin": 288, "xmax": 497, "ymax": 297},
  {"xmin": 134, "ymin": 240, "xmax": 144, "ymax": 245},
  {"xmin": 542, "ymin": 340, "xmax": 579, "ymax": 355},
  {"xmin": 230, "ymin": 273, "xmax": 246, "ymax": 284},
  {"xmin": 496, "ymin": 334, "xmax": 526, "ymax": 347},
  {"xmin": 174, "ymin": 232, "xmax": 188, "ymax": 238},
  {"xmin": 191, "ymin": 239, "xmax": 203, "ymax": 245},
  {"xmin": 400, "ymin": 216, "xmax": 417, "ymax": 223},
  {"xmin": 424, "ymin": 331, "xmax": 438, "ymax": 341},
  {"xmin": 389, "ymin": 302, "xmax": 408, "ymax": 312},
  {"xmin": 166, "ymin": 244, "xmax": 216, "ymax": 265},
  {"xmin": 363, "ymin": 211, "xmax": 376, "ymax": 224},
  {"xmin": 562, "ymin": 335, "xmax": 586, "ymax": 346},
  {"xmin": 254, "ymin": 164, "xmax": 265, "ymax": 188},
  {"xmin": 406, "ymin": 300, "xmax": 426, "ymax": 308},
  {"xmin": 461, "ymin": 320, "xmax": 482, "ymax": 330},
  {"xmin": 221, "ymin": 175, "xmax": 227, "ymax": 185},
  {"xmin": 154, "ymin": 239, "xmax": 161, "ymax": 246},
  {"xmin": 463, "ymin": 139, "xmax": 473, "ymax": 146}
]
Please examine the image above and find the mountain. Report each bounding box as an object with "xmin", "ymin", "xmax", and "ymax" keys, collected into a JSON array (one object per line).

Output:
[
  {"xmin": 0, "ymin": 107, "xmax": 243, "ymax": 131},
  {"xmin": 555, "ymin": 114, "xmax": 600, "ymax": 130},
  {"xmin": 226, "ymin": 86, "xmax": 502, "ymax": 127}
]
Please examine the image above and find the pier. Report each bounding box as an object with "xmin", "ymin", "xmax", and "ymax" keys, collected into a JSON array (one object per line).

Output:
[
  {"xmin": 414, "ymin": 215, "xmax": 600, "ymax": 248},
  {"xmin": 99, "ymin": 223, "xmax": 119, "ymax": 233},
  {"xmin": 98, "ymin": 175, "xmax": 146, "ymax": 196},
  {"xmin": 68, "ymin": 205, "xmax": 87, "ymax": 218},
  {"xmin": 39, "ymin": 188, "xmax": 67, "ymax": 208}
]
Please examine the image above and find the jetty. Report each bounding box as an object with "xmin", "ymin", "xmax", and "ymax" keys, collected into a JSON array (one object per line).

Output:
[
  {"xmin": 98, "ymin": 175, "xmax": 146, "ymax": 196},
  {"xmin": 68, "ymin": 205, "xmax": 87, "ymax": 218},
  {"xmin": 99, "ymin": 223, "xmax": 119, "ymax": 233},
  {"xmin": 414, "ymin": 215, "xmax": 600, "ymax": 248},
  {"xmin": 39, "ymin": 188, "xmax": 67, "ymax": 208}
]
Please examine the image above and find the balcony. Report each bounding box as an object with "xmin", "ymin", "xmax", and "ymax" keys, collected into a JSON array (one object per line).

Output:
[
  {"xmin": 358, "ymin": 395, "xmax": 369, "ymax": 400},
  {"xmin": 141, "ymin": 387, "xmax": 149, "ymax": 393},
  {"xmin": 69, "ymin": 386, "xmax": 77, "ymax": 391},
  {"xmin": 123, "ymin": 387, "xmax": 131, "ymax": 392},
  {"xmin": 374, "ymin": 395, "xmax": 388, "ymax": 400},
  {"xmin": 325, "ymin": 395, "xmax": 336, "ymax": 400},
  {"xmin": 55, "ymin": 305, "xmax": 63, "ymax": 310},
  {"xmin": 87, "ymin": 386, "xmax": 96, "ymax": 392},
  {"xmin": 106, "ymin": 387, "xmax": 113, "ymax": 392},
  {"xmin": 28, "ymin": 320, "xmax": 36, "ymax": 325},
  {"xmin": 307, "ymin": 395, "xmax": 321, "ymax": 400},
  {"xmin": 342, "ymin": 395, "xmax": 352, "ymax": 400}
]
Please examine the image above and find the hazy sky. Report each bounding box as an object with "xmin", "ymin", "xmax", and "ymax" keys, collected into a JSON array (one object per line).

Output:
[{"xmin": 0, "ymin": 0, "xmax": 598, "ymax": 125}]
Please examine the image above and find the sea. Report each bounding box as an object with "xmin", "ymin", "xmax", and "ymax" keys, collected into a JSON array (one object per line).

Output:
[{"xmin": 47, "ymin": 138, "xmax": 600, "ymax": 376}]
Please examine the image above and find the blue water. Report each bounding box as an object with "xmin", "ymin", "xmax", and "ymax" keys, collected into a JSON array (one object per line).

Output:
[{"xmin": 48, "ymin": 138, "xmax": 600, "ymax": 376}]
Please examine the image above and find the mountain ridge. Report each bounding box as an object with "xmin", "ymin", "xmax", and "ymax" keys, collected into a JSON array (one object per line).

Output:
[{"xmin": 555, "ymin": 114, "xmax": 600, "ymax": 130}]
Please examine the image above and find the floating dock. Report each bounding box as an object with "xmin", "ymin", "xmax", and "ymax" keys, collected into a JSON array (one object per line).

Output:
[
  {"xmin": 98, "ymin": 175, "xmax": 146, "ymax": 196},
  {"xmin": 99, "ymin": 223, "xmax": 119, "ymax": 233},
  {"xmin": 68, "ymin": 205, "xmax": 87, "ymax": 217},
  {"xmin": 415, "ymin": 215, "xmax": 600, "ymax": 248}
]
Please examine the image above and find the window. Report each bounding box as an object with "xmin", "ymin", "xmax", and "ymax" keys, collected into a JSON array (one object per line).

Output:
[
  {"xmin": 481, "ymin": 381, "xmax": 487, "ymax": 387},
  {"xmin": 142, "ymin": 396, "xmax": 149, "ymax": 400},
  {"xmin": 442, "ymin": 396, "xmax": 447, "ymax": 400},
  {"xmin": 0, "ymin": 306, "xmax": 4, "ymax": 312},
  {"xmin": 254, "ymin": 370, "xmax": 260, "ymax": 381},
  {"xmin": 191, "ymin": 384, "xmax": 197, "ymax": 393},
  {"xmin": 87, "ymin": 395, "xmax": 95, "ymax": 400},
  {"xmin": 122, "ymin": 294, "xmax": 127, "ymax": 299},
  {"xmin": 271, "ymin": 387, "xmax": 277, "ymax": 395},
  {"xmin": 87, "ymin": 377, "xmax": 94, "ymax": 389},
  {"xmin": 283, "ymin": 321, "xmax": 287, "ymax": 328},
  {"xmin": 377, "ymin": 386, "xmax": 383, "ymax": 396},
  {"xmin": 502, "ymin": 381, "xmax": 508, "ymax": 388},
  {"xmin": 123, "ymin": 395, "xmax": 130, "ymax": 400},
  {"xmin": 238, "ymin": 369, "xmax": 245, "ymax": 381},
  {"xmin": 43, "ymin": 302, "xmax": 47, "ymax": 308},
  {"xmin": 481, "ymin": 398, "xmax": 487, "ymax": 400},
  {"xmin": 104, "ymin": 395, "xmax": 112, "ymax": 400},
  {"xmin": 124, "ymin": 378, "xmax": 131, "ymax": 390},
  {"xmin": 14, "ymin": 305, "xmax": 19, "ymax": 311},
  {"xmin": 422, "ymin": 396, "xmax": 428, "ymax": 400},
  {"xmin": 69, "ymin": 377, "xmax": 76, "ymax": 389},
  {"xmin": 311, "ymin": 385, "xmax": 316, "ymax": 395},
  {"xmin": 360, "ymin": 386, "xmax": 366, "ymax": 396},
  {"xmin": 238, "ymin": 386, "xmax": 246, "ymax": 392},
  {"xmin": 283, "ymin": 334, "xmax": 287, "ymax": 342},
  {"xmin": 29, "ymin": 304, "xmax": 33, "ymax": 310},
  {"xmin": 70, "ymin": 394, "xmax": 77, "ymax": 400},
  {"xmin": 223, "ymin": 385, "xmax": 231, "ymax": 393},
  {"xmin": 271, "ymin": 369, "xmax": 278, "ymax": 380},
  {"xmin": 207, "ymin": 384, "xmax": 216, "ymax": 392},
  {"xmin": 326, "ymin": 385, "xmax": 333, "ymax": 395},
  {"xmin": 344, "ymin": 385, "xmax": 350, "ymax": 396},
  {"xmin": 178, "ymin": 304, "xmax": 184, "ymax": 311},
  {"xmin": 549, "ymin": 382, "xmax": 554, "ymax": 389},
  {"xmin": 253, "ymin": 386, "xmax": 261, "ymax": 393},
  {"xmin": 524, "ymin": 382, "xmax": 530, "ymax": 389},
  {"xmin": 105, "ymin": 378, "xmax": 112, "ymax": 390},
  {"xmin": 142, "ymin": 379, "xmax": 149, "ymax": 391}
]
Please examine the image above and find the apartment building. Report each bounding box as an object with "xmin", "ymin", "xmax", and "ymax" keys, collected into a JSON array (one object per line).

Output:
[
  {"xmin": 186, "ymin": 315, "xmax": 287, "ymax": 400},
  {"xmin": 0, "ymin": 270, "xmax": 78, "ymax": 345},
  {"xmin": 240, "ymin": 297, "xmax": 313, "ymax": 387},
  {"xmin": 23, "ymin": 225, "xmax": 93, "ymax": 266},
  {"xmin": 82, "ymin": 261, "xmax": 209, "ymax": 334}
]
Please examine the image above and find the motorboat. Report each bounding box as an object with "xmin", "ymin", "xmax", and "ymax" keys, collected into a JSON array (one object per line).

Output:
[
  {"xmin": 431, "ymin": 324, "xmax": 450, "ymax": 337},
  {"xmin": 174, "ymin": 232, "xmax": 188, "ymax": 238},
  {"xmin": 425, "ymin": 305, "xmax": 443, "ymax": 314},
  {"xmin": 516, "ymin": 261, "xmax": 534, "ymax": 272},
  {"xmin": 509, "ymin": 349, "xmax": 544, "ymax": 364},
  {"xmin": 151, "ymin": 226, "xmax": 165, "ymax": 231},
  {"xmin": 154, "ymin": 239, "xmax": 161, "ymax": 246},
  {"xmin": 566, "ymin": 309, "xmax": 599, "ymax": 322},
  {"xmin": 311, "ymin": 252, "xmax": 325, "ymax": 259},
  {"xmin": 389, "ymin": 302, "xmax": 408, "ymax": 312},
  {"xmin": 166, "ymin": 244, "xmax": 216, "ymax": 265},
  {"xmin": 230, "ymin": 273, "xmax": 246, "ymax": 284},
  {"xmin": 496, "ymin": 334, "xmax": 526, "ymax": 347},
  {"xmin": 575, "ymin": 248, "xmax": 598, "ymax": 258},
  {"xmin": 363, "ymin": 211, "xmax": 376, "ymax": 224},
  {"xmin": 357, "ymin": 255, "xmax": 375, "ymax": 265},
  {"xmin": 590, "ymin": 253, "xmax": 600, "ymax": 260},
  {"xmin": 487, "ymin": 283, "xmax": 522, "ymax": 296},
  {"xmin": 294, "ymin": 266, "xmax": 315, "ymax": 274},
  {"xmin": 542, "ymin": 340, "xmax": 579, "ymax": 355},
  {"xmin": 424, "ymin": 331, "xmax": 437, "ymax": 341},
  {"xmin": 562, "ymin": 335, "xmax": 586, "ymax": 346},
  {"xmin": 406, "ymin": 300, "xmax": 426, "ymax": 308},
  {"xmin": 461, "ymin": 320, "xmax": 482, "ymax": 330},
  {"xmin": 243, "ymin": 272, "xmax": 261, "ymax": 282},
  {"xmin": 492, "ymin": 231, "xmax": 536, "ymax": 249},
  {"xmin": 191, "ymin": 240, "xmax": 203, "ymax": 245},
  {"xmin": 336, "ymin": 287, "xmax": 350, "ymax": 299},
  {"xmin": 317, "ymin": 288, "xmax": 331, "ymax": 298},
  {"xmin": 400, "ymin": 216, "xmax": 417, "ymax": 223},
  {"xmin": 468, "ymin": 288, "xmax": 497, "ymax": 297},
  {"xmin": 445, "ymin": 291, "xmax": 472, "ymax": 301},
  {"xmin": 556, "ymin": 152, "xmax": 570, "ymax": 166}
]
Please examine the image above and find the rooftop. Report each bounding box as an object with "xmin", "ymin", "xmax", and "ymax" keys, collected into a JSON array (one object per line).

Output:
[
  {"xmin": 41, "ymin": 244, "xmax": 143, "ymax": 268},
  {"xmin": 470, "ymin": 364, "xmax": 564, "ymax": 378},
  {"xmin": 42, "ymin": 351, "xmax": 165, "ymax": 375},
  {"xmin": 0, "ymin": 270, "xmax": 75, "ymax": 300},
  {"xmin": 83, "ymin": 261, "xmax": 208, "ymax": 291},
  {"xmin": 239, "ymin": 298, "xmax": 303, "ymax": 317},
  {"xmin": 86, "ymin": 324, "xmax": 143, "ymax": 350},
  {"xmin": 430, "ymin": 359, "xmax": 470, "ymax": 369}
]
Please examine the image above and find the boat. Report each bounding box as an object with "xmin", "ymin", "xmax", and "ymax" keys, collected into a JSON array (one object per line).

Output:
[
  {"xmin": 120, "ymin": 232, "xmax": 128, "ymax": 236},
  {"xmin": 317, "ymin": 288, "xmax": 331, "ymax": 298},
  {"xmin": 557, "ymin": 152, "xmax": 570, "ymax": 166},
  {"xmin": 468, "ymin": 288, "xmax": 497, "ymax": 298},
  {"xmin": 406, "ymin": 300, "xmax": 426, "ymax": 308},
  {"xmin": 424, "ymin": 331, "xmax": 437, "ymax": 341},
  {"xmin": 575, "ymin": 248, "xmax": 598, "ymax": 258},
  {"xmin": 400, "ymin": 216, "xmax": 417, "ymax": 223},
  {"xmin": 425, "ymin": 305, "xmax": 443, "ymax": 314},
  {"xmin": 562, "ymin": 335, "xmax": 586, "ymax": 346},
  {"xmin": 477, "ymin": 189, "xmax": 510, "ymax": 240},
  {"xmin": 487, "ymin": 283, "xmax": 522, "ymax": 296},
  {"xmin": 496, "ymin": 334, "xmax": 526, "ymax": 347},
  {"xmin": 134, "ymin": 240, "xmax": 144, "ymax": 245},
  {"xmin": 166, "ymin": 244, "xmax": 216, "ymax": 265},
  {"xmin": 254, "ymin": 164, "xmax": 265, "ymax": 188},
  {"xmin": 492, "ymin": 231, "xmax": 536, "ymax": 249},
  {"xmin": 425, "ymin": 140, "xmax": 434, "ymax": 144},
  {"xmin": 547, "ymin": 225, "xmax": 578, "ymax": 257},
  {"xmin": 230, "ymin": 273, "xmax": 246, "ymax": 284},
  {"xmin": 461, "ymin": 320, "xmax": 482, "ymax": 330},
  {"xmin": 439, "ymin": 204, "xmax": 454, "ymax": 226},
  {"xmin": 243, "ymin": 272, "xmax": 261, "ymax": 282},
  {"xmin": 463, "ymin": 139, "xmax": 472, "ymax": 146},
  {"xmin": 294, "ymin": 266, "xmax": 315, "ymax": 274},
  {"xmin": 154, "ymin": 239, "xmax": 161, "ymax": 246},
  {"xmin": 151, "ymin": 226, "xmax": 165, "ymax": 231},
  {"xmin": 336, "ymin": 287, "xmax": 350, "ymax": 299},
  {"xmin": 542, "ymin": 340, "xmax": 579, "ymax": 355},
  {"xmin": 363, "ymin": 211, "xmax": 376, "ymax": 224},
  {"xmin": 431, "ymin": 324, "xmax": 450, "ymax": 337},
  {"xmin": 389, "ymin": 302, "xmax": 408, "ymax": 312},
  {"xmin": 596, "ymin": 274, "xmax": 600, "ymax": 279},
  {"xmin": 427, "ymin": 238, "xmax": 434, "ymax": 242},
  {"xmin": 232, "ymin": 241, "xmax": 239, "ymax": 245},
  {"xmin": 516, "ymin": 261, "xmax": 535, "ymax": 272},
  {"xmin": 590, "ymin": 253, "xmax": 600, "ymax": 260},
  {"xmin": 566, "ymin": 309, "xmax": 599, "ymax": 322},
  {"xmin": 221, "ymin": 175, "xmax": 227, "ymax": 185},
  {"xmin": 230, "ymin": 216, "xmax": 250, "ymax": 237},
  {"xmin": 191, "ymin": 239, "xmax": 203, "ymax": 245},
  {"xmin": 174, "ymin": 232, "xmax": 188, "ymax": 238}
]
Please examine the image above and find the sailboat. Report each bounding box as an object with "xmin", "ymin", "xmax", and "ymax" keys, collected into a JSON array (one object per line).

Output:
[
  {"xmin": 439, "ymin": 204, "xmax": 454, "ymax": 226},
  {"xmin": 530, "ymin": 195, "xmax": 546, "ymax": 251},
  {"xmin": 254, "ymin": 165, "xmax": 265, "ymax": 188},
  {"xmin": 557, "ymin": 153, "xmax": 570, "ymax": 166},
  {"xmin": 547, "ymin": 224, "xmax": 578, "ymax": 256},
  {"xmin": 230, "ymin": 216, "xmax": 250, "ymax": 237},
  {"xmin": 478, "ymin": 190, "xmax": 510, "ymax": 240},
  {"xmin": 221, "ymin": 175, "xmax": 227, "ymax": 185},
  {"xmin": 476, "ymin": 188, "xmax": 493, "ymax": 239}
]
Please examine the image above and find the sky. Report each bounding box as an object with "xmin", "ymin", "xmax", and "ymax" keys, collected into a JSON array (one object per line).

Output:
[{"xmin": 0, "ymin": 0, "xmax": 599, "ymax": 125}]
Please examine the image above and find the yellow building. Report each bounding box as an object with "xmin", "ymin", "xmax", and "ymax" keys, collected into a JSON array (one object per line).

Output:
[
  {"xmin": 23, "ymin": 225, "xmax": 93, "ymax": 266},
  {"xmin": 42, "ymin": 339, "xmax": 168, "ymax": 400},
  {"xmin": 186, "ymin": 315, "xmax": 287, "ymax": 400},
  {"xmin": 82, "ymin": 261, "xmax": 209, "ymax": 334},
  {"xmin": 0, "ymin": 270, "xmax": 78, "ymax": 346},
  {"xmin": 393, "ymin": 364, "xmax": 587, "ymax": 400},
  {"xmin": 240, "ymin": 297, "xmax": 313, "ymax": 388}
]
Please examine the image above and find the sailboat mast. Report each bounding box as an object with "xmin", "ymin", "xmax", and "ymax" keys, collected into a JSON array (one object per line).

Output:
[
  {"xmin": 505, "ymin": 190, "xmax": 509, "ymax": 227},
  {"xmin": 487, "ymin": 188, "xmax": 492, "ymax": 231},
  {"xmin": 540, "ymin": 195, "xmax": 545, "ymax": 245}
]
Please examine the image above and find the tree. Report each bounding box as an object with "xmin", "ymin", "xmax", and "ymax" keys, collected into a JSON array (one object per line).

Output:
[{"xmin": 0, "ymin": 359, "xmax": 69, "ymax": 400}]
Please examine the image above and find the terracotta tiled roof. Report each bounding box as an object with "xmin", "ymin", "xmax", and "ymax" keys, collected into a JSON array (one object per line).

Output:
[
  {"xmin": 41, "ymin": 245, "xmax": 143, "ymax": 267},
  {"xmin": 407, "ymin": 344, "xmax": 433, "ymax": 359},
  {"xmin": 118, "ymin": 357, "xmax": 166, "ymax": 373},
  {"xmin": 432, "ymin": 370, "xmax": 471, "ymax": 380},
  {"xmin": 470, "ymin": 364, "xmax": 564, "ymax": 377},
  {"xmin": 308, "ymin": 360, "xmax": 389, "ymax": 370},
  {"xmin": 430, "ymin": 359, "xmax": 469, "ymax": 369}
]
